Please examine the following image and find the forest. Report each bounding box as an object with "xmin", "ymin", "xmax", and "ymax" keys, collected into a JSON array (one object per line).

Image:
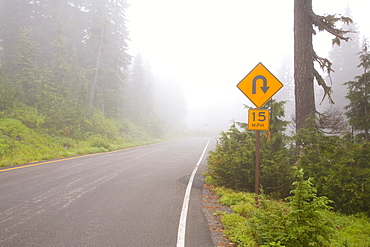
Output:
[{"xmin": 0, "ymin": 0, "xmax": 187, "ymax": 167}]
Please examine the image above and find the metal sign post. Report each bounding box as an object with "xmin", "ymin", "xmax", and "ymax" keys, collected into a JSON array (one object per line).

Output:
[
  {"xmin": 237, "ymin": 62, "xmax": 283, "ymax": 205},
  {"xmin": 255, "ymin": 130, "xmax": 260, "ymax": 204}
]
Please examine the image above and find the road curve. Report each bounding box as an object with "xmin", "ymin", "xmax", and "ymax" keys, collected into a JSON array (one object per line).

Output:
[{"xmin": 0, "ymin": 137, "xmax": 215, "ymax": 247}]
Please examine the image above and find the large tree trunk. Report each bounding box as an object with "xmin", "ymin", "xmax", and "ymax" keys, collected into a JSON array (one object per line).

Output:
[
  {"xmin": 364, "ymin": 69, "xmax": 369, "ymax": 141},
  {"xmin": 294, "ymin": 0, "xmax": 316, "ymax": 131}
]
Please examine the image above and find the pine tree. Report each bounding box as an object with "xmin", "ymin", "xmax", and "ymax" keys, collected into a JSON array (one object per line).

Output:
[
  {"xmin": 276, "ymin": 55, "xmax": 294, "ymax": 124},
  {"xmin": 38, "ymin": 22, "xmax": 89, "ymax": 134},
  {"xmin": 12, "ymin": 27, "xmax": 41, "ymax": 106},
  {"xmin": 0, "ymin": 0, "xmax": 35, "ymax": 73},
  {"xmin": 344, "ymin": 39, "xmax": 370, "ymax": 141},
  {"xmin": 82, "ymin": 0, "xmax": 131, "ymax": 116},
  {"xmin": 124, "ymin": 54, "xmax": 156, "ymax": 124},
  {"xmin": 323, "ymin": 5, "xmax": 362, "ymax": 113}
]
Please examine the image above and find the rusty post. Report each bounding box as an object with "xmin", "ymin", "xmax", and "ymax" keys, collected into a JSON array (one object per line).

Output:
[{"xmin": 255, "ymin": 130, "xmax": 260, "ymax": 205}]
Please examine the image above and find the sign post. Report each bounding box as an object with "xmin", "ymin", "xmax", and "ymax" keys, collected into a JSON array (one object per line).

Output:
[
  {"xmin": 255, "ymin": 130, "xmax": 260, "ymax": 202},
  {"xmin": 237, "ymin": 62, "xmax": 283, "ymax": 204}
]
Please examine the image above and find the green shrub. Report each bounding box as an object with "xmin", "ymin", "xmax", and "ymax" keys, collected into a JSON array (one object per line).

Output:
[
  {"xmin": 219, "ymin": 192, "xmax": 254, "ymax": 206},
  {"xmin": 221, "ymin": 213, "xmax": 256, "ymax": 247},
  {"xmin": 206, "ymin": 124, "xmax": 256, "ymax": 191},
  {"xmin": 213, "ymin": 186, "xmax": 235, "ymax": 197},
  {"xmin": 88, "ymin": 134, "xmax": 111, "ymax": 150},
  {"xmin": 329, "ymin": 212, "xmax": 370, "ymax": 246},
  {"xmin": 217, "ymin": 169, "xmax": 338, "ymax": 247},
  {"xmin": 251, "ymin": 169, "xmax": 335, "ymax": 247},
  {"xmin": 209, "ymin": 113, "xmax": 370, "ymax": 215},
  {"xmin": 231, "ymin": 203, "xmax": 256, "ymax": 218},
  {"xmin": 2, "ymin": 103, "xmax": 45, "ymax": 128},
  {"xmin": 205, "ymin": 100, "xmax": 294, "ymax": 197},
  {"xmin": 78, "ymin": 110, "xmax": 119, "ymax": 140},
  {"xmin": 0, "ymin": 118, "xmax": 68, "ymax": 166},
  {"xmin": 296, "ymin": 128, "xmax": 370, "ymax": 215},
  {"xmin": 260, "ymin": 242, "xmax": 285, "ymax": 247},
  {"xmin": 251, "ymin": 199, "xmax": 290, "ymax": 246}
]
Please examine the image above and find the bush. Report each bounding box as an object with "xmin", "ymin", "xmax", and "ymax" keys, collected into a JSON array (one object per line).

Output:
[
  {"xmin": 206, "ymin": 101, "xmax": 294, "ymax": 197},
  {"xmin": 0, "ymin": 118, "xmax": 68, "ymax": 166},
  {"xmin": 231, "ymin": 203, "xmax": 256, "ymax": 218},
  {"xmin": 252, "ymin": 169, "xmax": 335, "ymax": 246},
  {"xmin": 87, "ymin": 134, "xmax": 111, "ymax": 150},
  {"xmin": 218, "ymin": 169, "xmax": 336, "ymax": 247},
  {"xmin": 296, "ymin": 128, "xmax": 370, "ymax": 215},
  {"xmin": 208, "ymin": 111, "xmax": 370, "ymax": 215},
  {"xmin": 1, "ymin": 103, "xmax": 45, "ymax": 128},
  {"xmin": 221, "ymin": 213, "xmax": 256, "ymax": 247},
  {"xmin": 219, "ymin": 191, "xmax": 255, "ymax": 206},
  {"xmin": 82, "ymin": 110, "xmax": 119, "ymax": 139},
  {"xmin": 283, "ymin": 169, "xmax": 334, "ymax": 246},
  {"xmin": 329, "ymin": 212, "xmax": 370, "ymax": 246}
]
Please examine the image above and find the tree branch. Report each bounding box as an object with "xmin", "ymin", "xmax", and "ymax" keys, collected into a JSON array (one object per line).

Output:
[
  {"xmin": 308, "ymin": 9, "xmax": 351, "ymax": 43},
  {"xmin": 314, "ymin": 69, "xmax": 334, "ymax": 105},
  {"xmin": 316, "ymin": 108, "xmax": 347, "ymax": 134},
  {"xmin": 314, "ymin": 52, "xmax": 333, "ymax": 74}
]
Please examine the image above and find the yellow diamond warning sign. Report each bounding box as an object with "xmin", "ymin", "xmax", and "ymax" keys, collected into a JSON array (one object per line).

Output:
[{"xmin": 237, "ymin": 63, "xmax": 283, "ymax": 108}]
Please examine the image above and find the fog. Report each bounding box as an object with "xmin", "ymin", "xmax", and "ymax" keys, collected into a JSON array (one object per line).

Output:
[{"xmin": 126, "ymin": 0, "xmax": 370, "ymax": 131}]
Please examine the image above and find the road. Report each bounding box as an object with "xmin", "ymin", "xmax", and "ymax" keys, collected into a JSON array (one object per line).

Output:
[{"xmin": 0, "ymin": 137, "xmax": 215, "ymax": 247}]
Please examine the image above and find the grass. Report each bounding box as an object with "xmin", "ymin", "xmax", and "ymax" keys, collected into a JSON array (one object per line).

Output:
[{"xmin": 0, "ymin": 118, "xmax": 161, "ymax": 167}]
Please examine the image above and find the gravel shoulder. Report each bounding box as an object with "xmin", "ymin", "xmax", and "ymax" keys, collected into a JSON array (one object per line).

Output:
[{"xmin": 201, "ymin": 184, "xmax": 237, "ymax": 247}]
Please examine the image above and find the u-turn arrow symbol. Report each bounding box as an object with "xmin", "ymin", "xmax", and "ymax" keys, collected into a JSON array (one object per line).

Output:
[{"xmin": 252, "ymin": 75, "xmax": 270, "ymax": 94}]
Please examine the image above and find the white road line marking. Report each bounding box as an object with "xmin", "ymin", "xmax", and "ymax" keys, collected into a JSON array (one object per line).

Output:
[{"xmin": 177, "ymin": 139, "xmax": 210, "ymax": 247}]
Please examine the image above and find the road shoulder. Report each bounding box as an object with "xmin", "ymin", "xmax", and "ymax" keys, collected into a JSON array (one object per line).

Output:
[{"xmin": 201, "ymin": 184, "xmax": 236, "ymax": 247}]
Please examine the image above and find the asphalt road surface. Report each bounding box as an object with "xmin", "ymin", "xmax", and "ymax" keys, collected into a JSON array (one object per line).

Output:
[{"xmin": 0, "ymin": 137, "xmax": 215, "ymax": 247}]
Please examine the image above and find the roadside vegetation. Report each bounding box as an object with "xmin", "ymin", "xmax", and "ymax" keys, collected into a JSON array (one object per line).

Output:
[
  {"xmin": 213, "ymin": 174, "xmax": 370, "ymax": 247},
  {"xmin": 205, "ymin": 98, "xmax": 370, "ymax": 245},
  {"xmin": 0, "ymin": 116, "xmax": 162, "ymax": 167}
]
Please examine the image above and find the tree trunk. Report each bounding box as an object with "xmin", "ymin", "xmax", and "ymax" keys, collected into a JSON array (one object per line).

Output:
[
  {"xmin": 364, "ymin": 69, "xmax": 369, "ymax": 141},
  {"xmin": 89, "ymin": 15, "xmax": 105, "ymax": 109},
  {"xmin": 294, "ymin": 0, "xmax": 316, "ymax": 131}
]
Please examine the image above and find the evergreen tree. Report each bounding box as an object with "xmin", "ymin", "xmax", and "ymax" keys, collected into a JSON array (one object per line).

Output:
[
  {"xmin": 0, "ymin": 67, "xmax": 7, "ymax": 111},
  {"xmin": 344, "ymin": 39, "xmax": 370, "ymax": 141},
  {"xmin": 124, "ymin": 53, "xmax": 152, "ymax": 123},
  {"xmin": 38, "ymin": 23, "xmax": 88, "ymax": 134},
  {"xmin": 206, "ymin": 100, "xmax": 293, "ymax": 196},
  {"xmin": 254, "ymin": 168, "xmax": 334, "ymax": 246},
  {"xmin": 322, "ymin": 6, "xmax": 362, "ymax": 113},
  {"xmin": 124, "ymin": 53, "xmax": 166, "ymax": 137},
  {"xmin": 0, "ymin": 0, "xmax": 35, "ymax": 73},
  {"xmin": 276, "ymin": 55, "xmax": 295, "ymax": 124},
  {"xmin": 82, "ymin": 0, "xmax": 131, "ymax": 117},
  {"xmin": 12, "ymin": 27, "xmax": 41, "ymax": 106}
]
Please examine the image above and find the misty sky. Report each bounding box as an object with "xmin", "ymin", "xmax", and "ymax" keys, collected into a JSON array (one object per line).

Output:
[{"xmin": 126, "ymin": 0, "xmax": 370, "ymax": 131}]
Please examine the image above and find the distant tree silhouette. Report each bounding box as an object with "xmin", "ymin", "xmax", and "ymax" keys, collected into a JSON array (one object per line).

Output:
[
  {"xmin": 276, "ymin": 55, "xmax": 294, "ymax": 124},
  {"xmin": 344, "ymin": 39, "xmax": 370, "ymax": 141},
  {"xmin": 322, "ymin": 6, "xmax": 362, "ymax": 113}
]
